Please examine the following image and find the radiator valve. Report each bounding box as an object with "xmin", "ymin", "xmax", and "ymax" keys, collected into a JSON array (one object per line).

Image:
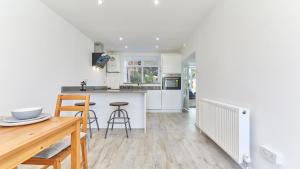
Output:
[{"xmin": 241, "ymin": 155, "xmax": 251, "ymax": 169}]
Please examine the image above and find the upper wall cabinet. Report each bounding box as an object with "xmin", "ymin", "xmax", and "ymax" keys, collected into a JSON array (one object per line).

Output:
[{"xmin": 161, "ymin": 53, "xmax": 182, "ymax": 74}]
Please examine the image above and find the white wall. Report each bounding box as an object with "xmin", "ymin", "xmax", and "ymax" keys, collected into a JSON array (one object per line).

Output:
[
  {"xmin": 182, "ymin": 0, "xmax": 300, "ymax": 169},
  {"xmin": 0, "ymin": 0, "xmax": 106, "ymax": 115}
]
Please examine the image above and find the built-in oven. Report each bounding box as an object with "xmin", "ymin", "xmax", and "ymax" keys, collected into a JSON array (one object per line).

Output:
[{"xmin": 162, "ymin": 74, "xmax": 181, "ymax": 90}]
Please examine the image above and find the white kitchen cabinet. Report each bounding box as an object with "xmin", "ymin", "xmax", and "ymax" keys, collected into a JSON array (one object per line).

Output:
[
  {"xmin": 146, "ymin": 90, "xmax": 162, "ymax": 110},
  {"xmin": 161, "ymin": 90, "xmax": 182, "ymax": 110},
  {"xmin": 161, "ymin": 53, "xmax": 182, "ymax": 74}
]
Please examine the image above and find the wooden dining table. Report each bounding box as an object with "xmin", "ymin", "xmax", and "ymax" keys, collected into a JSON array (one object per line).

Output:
[{"xmin": 0, "ymin": 117, "xmax": 81, "ymax": 169}]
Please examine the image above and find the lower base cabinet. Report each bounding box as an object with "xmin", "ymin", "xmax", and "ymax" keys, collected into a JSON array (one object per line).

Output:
[
  {"xmin": 146, "ymin": 90, "xmax": 162, "ymax": 110},
  {"xmin": 146, "ymin": 90, "xmax": 182, "ymax": 112},
  {"xmin": 161, "ymin": 90, "xmax": 182, "ymax": 110}
]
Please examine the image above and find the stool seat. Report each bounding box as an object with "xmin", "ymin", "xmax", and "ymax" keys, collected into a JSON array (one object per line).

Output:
[
  {"xmin": 109, "ymin": 102, "xmax": 129, "ymax": 106},
  {"xmin": 75, "ymin": 102, "xmax": 96, "ymax": 106}
]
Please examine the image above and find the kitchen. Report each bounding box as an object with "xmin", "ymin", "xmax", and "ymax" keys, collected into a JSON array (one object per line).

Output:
[{"xmin": 61, "ymin": 46, "xmax": 183, "ymax": 132}]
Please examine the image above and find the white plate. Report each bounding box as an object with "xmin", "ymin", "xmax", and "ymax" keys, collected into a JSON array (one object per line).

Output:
[
  {"xmin": 3, "ymin": 113, "xmax": 49, "ymax": 123},
  {"xmin": 0, "ymin": 114, "xmax": 51, "ymax": 127}
]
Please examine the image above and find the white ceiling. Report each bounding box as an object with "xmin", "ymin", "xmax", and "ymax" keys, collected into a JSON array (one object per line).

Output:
[{"xmin": 41, "ymin": 0, "xmax": 216, "ymax": 52}]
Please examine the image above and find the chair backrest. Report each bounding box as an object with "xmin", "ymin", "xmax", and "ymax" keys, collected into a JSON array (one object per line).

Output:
[{"xmin": 54, "ymin": 95, "xmax": 90, "ymax": 133}]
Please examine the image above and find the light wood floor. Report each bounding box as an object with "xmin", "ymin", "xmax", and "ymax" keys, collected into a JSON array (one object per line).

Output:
[{"xmin": 20, "ymin": 112, "xmax": 240, "ymax": 169}]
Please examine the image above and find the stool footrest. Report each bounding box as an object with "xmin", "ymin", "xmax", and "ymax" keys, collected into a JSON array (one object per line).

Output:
[
  {"xmin": 108, "ymin": 117, "xmax": 130, "ymax": 123},
  {"xmin": 107, "ymin": 122, "xmax": 130, "ymax": 125}
]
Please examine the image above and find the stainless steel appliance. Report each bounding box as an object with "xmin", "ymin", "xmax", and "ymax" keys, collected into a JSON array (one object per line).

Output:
[{"xmin": 162, "ymin": 74, "xmax": 181, "ymax": 90}]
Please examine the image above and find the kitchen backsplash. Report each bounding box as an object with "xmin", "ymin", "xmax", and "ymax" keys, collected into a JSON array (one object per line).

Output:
[{"xmin": 106, "ymin": 73, "xmax": 121, "ymax": 89}]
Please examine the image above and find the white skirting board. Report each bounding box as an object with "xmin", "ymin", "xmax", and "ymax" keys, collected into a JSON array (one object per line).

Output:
[{"xmin": 147, "ymin": 109, "xmax": 183, "ymax": 113}]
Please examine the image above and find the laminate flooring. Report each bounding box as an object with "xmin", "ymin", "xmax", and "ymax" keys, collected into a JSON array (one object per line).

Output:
[{"xmin": 20, "ymin": 112, "xmax": 240, "ymax": 169}]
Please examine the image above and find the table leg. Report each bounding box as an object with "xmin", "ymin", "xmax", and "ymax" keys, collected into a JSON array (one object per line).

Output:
[{"xmin": 71, "ymin": 121, "xmax": 81, "ymax": 169}]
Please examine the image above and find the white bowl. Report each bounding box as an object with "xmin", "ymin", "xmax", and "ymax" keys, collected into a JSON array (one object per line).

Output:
[{"xmin": 11, "ymin": 107, "xmax": 43, "ymax": 120}]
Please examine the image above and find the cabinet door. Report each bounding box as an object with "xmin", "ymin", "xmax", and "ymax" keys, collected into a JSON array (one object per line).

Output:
[
  {"xmin": 161, "ymin": 90, "xmax": 182, "ymax": 110},
  {"xmin": 161, "ymin": 54, "xmax": 182, "ymax": 74},
  {"xmin": 146, "ymin": 90, "xmax": 162, "ymax": 109}
]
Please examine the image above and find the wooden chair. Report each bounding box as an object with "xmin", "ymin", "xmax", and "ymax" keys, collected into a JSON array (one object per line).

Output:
[{"xmin": 22, "ymin": 95, "xmax": 90, "ymax": 169}]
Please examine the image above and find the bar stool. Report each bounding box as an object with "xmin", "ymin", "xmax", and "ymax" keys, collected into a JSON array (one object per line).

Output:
[
  {"xmin": 105, "ymin": 102, "xmax": 131, "ymax": 138},
  {"xmin": 74, "ymin": 101, "xmax": 100, "ymax": 138}
]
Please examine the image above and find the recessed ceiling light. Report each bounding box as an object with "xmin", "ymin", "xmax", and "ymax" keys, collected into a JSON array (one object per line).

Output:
[
  {"xmin": 125, "ymin": 45, "xmax": 128, "ymax": 49},
  {"xmin": 98, "ymin": 0, "xmax": 103, "ymax": 5},
  {"xmin": 155, "ymin": 45, "xmax": 159, "ymax": 49},
  {"xmin": 119, "ymin": 37, "xmax": 123, "ymax": 41},
  {"xmin": 154, "ymin": 0, "xmax": 159, "ymax": 5},
  {"xmin": 156, "ymin": 37, "xmax": 160, "ymax": 41}
]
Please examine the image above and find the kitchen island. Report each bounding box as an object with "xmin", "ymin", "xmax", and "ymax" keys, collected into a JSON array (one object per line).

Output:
[{"xmin": 61, "ymin": 87, "xmax": 147, "ymax": 133}]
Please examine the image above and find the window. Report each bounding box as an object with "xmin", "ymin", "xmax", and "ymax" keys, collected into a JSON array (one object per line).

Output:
[
  {"xmin": 124, "ymin": 56, "xmax": 160, "ymax": 84},
  {"xmin": 127, "ymin": 67, "xmax": 142, "ymax": 83}
]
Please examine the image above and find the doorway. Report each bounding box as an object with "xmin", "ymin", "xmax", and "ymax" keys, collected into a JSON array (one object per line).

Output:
[
  {"xmin": 183, "ymin": 53, "xmax": 197, "ymax": 113},
  {"xmin": 188, "ymin": 66, "xmax": 197, "ymax": 108}
]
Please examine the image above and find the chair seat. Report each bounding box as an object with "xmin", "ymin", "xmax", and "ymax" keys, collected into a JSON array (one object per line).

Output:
[
  {"xmin": 109, "ymin": 102, "xmax": 129, "ymax": 106},
  {"xmin": 33, "ymin": 132, "xmax": 86, "ymax": 159},
  {"xmin": 75, "ymin": 102, "xmax": 96, "ymax": 106}
]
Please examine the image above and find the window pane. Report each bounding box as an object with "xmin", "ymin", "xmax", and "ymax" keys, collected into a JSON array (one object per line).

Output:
[
  {"xmin": 143, "ymin": 67, "xmax": 159, "ymax": 84},
  {"xmin": 143, "ymin": 60, "xmax": 158, "ymax": 67},
  {"xmin": 127, "ymin": 67, "xmax": 142, "ymax": 83}
]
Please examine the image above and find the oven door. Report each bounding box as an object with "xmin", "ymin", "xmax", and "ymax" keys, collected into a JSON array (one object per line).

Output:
[{"xmin": 162, "ymin": 77, "xmax": 181, "ymax": 90}]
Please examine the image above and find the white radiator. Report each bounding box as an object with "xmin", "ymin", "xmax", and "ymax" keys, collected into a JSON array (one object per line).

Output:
[{"xmin": 199, "ymin": 99, "xmax": 250, "ymax": 165}]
